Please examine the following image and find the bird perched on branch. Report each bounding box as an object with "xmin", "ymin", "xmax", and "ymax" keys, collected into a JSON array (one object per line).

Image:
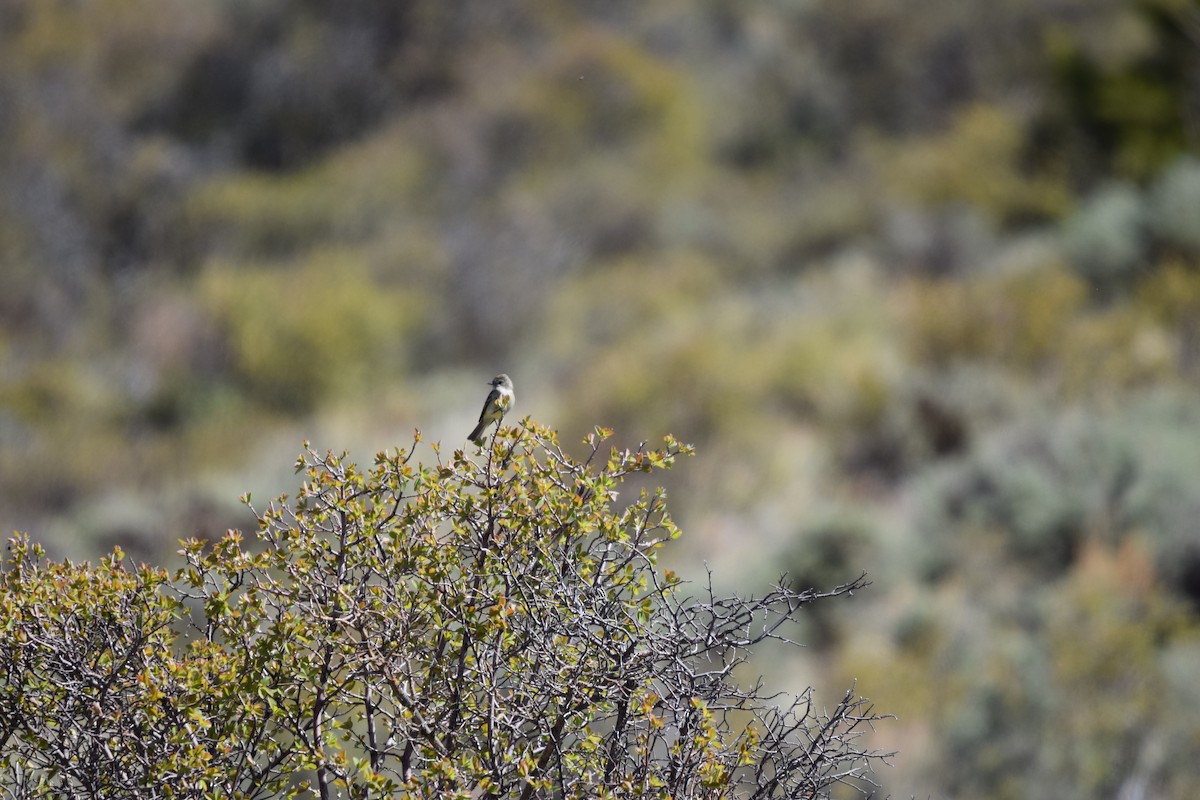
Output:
[{"xmin": 469, "ymin": 374, "xmax": 514, "ymax": 445}]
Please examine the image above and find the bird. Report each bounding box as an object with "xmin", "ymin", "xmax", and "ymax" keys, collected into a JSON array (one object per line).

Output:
[{"xmin": 469, "ymin": 374, "xmax": 514, "ymax": 445}]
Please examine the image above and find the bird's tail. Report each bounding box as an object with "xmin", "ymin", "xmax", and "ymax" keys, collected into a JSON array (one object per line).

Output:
[{"xmin": 468, "ymin": 422, "xmax": 488, "ymax": 444}]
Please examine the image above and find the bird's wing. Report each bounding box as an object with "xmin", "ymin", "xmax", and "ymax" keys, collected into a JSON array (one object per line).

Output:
[{"xmin": 478, "ymin": 388, "xmax": 502, "ymax": 421}]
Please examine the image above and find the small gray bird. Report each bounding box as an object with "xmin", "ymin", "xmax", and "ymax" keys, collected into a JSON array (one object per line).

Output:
[{"xmin": 469, "ymin": 374, "xmax": 515, "ymax": 445}]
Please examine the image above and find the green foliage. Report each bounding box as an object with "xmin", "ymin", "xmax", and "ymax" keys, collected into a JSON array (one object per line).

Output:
[
  {"xmin": 1059, "ymin": 156, "xmax": 1200, "ymax": 289},
  {"xmin": 1045, "ymin": 0, "xmax": 1198, "ymax": 181},
  {"xmin": 0, "ymin": 538, "xmax": 240, "ymax": 795},
  {"xmin": 876, "ymin": 105, "xmax": 1071, "ymax": 225},
  {"xmin": 1060, "ymin": 183, "xmax": 1148, "ymax": 286},
  {"xmin": 1137, "ymin": 258, "xmax": 1200, "ymax": 334},
  {"xmin": 1147, "ymin": 155, "xmax": 1200, "ymax": 256},
  {"xmin": 200, "ymin": 252, "xmax": 424, "ymax": 412},
  {"xmin": 927, "ymin": 543, "xmax": 1200, "ymax": 800},
  {"xmin": 510, "ymin": 30, "xmax": 704, "ymax": 181},
  {"xmin": 183, "ymin": 131, "xmax": 432, "ymax": 260},
  {"xmin": 777, "ymin": 508, "xmax": 877, "ymax": 649},
  {"xmin": 902, "ymin": 264, "xmax": 1089, "ymax": 371},
  {"xmin": 913, "ymin": 394, "xmax": 1200, "ymax": 599},
  {"xmin": 1, "ymin": 424, "xmax": 889, "ymax": 798},
  {"xmin": 543, "ymin": 254, "xmax": 906, "ymax": 462},
  {"xmin": 782, "ymin": 509, "xmax": 876, "ymax": 595},
  {"xmin": 838, "ymin": 524, "xmax": 1200, "ymax": 800},
  {"xmin": 900, "ymin": 261, "xmax": 1183, "ymax": 400}
]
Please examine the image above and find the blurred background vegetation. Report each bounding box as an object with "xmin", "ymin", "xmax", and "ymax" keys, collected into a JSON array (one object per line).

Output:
[{"xmin": 2, "ymin": 0, "xmax": 1199, "ymax": 796}]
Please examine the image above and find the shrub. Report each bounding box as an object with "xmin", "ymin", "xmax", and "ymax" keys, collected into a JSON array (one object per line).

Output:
[
  {"xmin": 200, "ymin": 252, "xmax": 424, "ymax": 412},
  {"xmin": 1148, "ymin": 155, "xmax": 1200, "ymax": 257},
  {"xmin": 928, "ymin": 543, "xmax": 1200, "ymax": 800},
  {"xmin": 875, "ymin": 104, "xmax": 1070, "ymax": 226},
  {"xmin": 912, "ymin": 392, "xmax": 1200, "ymax": 599},
  {"xmin": 1060, "ymin": 183, "xmax": 1148, "ymax": 288},
  {"xmin": 0, "ymin": 423, "xmax": 890, "ymax": 798},
  {"xmin": 901, "ymin": 264, "xmax": 1088, "ymax": 371},
  {"xmin": 778, "ymin": 507, "xmax": 878, "ymax": 649}
]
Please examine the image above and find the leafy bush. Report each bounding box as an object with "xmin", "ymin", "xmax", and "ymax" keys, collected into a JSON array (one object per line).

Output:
[
  {"xmin": 912, "ymin": 393, "xmax": 1200, "ymax": 599},
  {"xmin": 200, "ymin": 252, "xmax": 425, "ymax": 412},
  {"xmin": 1059, "ymin": 157, "xmax": 1200, "ymax": 289},
  {"xmin": 901, "ymin": 264, "xmax": 1088, "ymax": 371},
  {"xmin": 778, "ymin": 507, "xmax": 878, "ymax": 649},
  {"xmin": 1148, "ymin": 155, "xmax": 1200, "ymax": 257},
  {"xmin": 1044, "ymin": 0, "xmax": 1196, "ymax": 182},
  {"xmin": 0, "ymin": 423, "xmax": 890, "ymax": 798},
  {"xmin": 875, "ymin": 105, "xmax": 1070, "ymax": 226},
  {"xmin": 182, "ymin": 130, "xmax": 431, "ymax": 262},
  {"xmin": 927, "ymin": 543, "xmax": 1200, "ymax": 800},
  {"xmin": 1060, "ymin": 183, "xmax": 1148, "ymax": 287}
]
